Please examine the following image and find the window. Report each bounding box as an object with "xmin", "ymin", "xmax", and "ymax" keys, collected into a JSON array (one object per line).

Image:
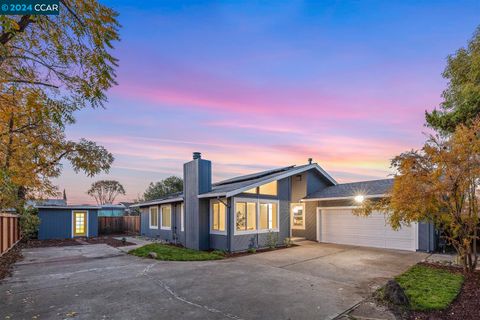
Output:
[
  {"xmin": 243, "ymin": 181, "xmax": 278, "ymax": 196},
  {"xmin": 291, "ymin": 203, "xmax": 305, "ymax": 230},
  {"xmin": 236, "ymin": 201, "xmax": 257, "ymax": 232},
  {"xmin": 244, "ymin": 187, "xmax": 257, "ymax": 194},
  {"xmin": 259, "ymin": 181, "xmax": 277, "ymax": 196},
  {"xmin": 161, "ymin": 205, "xmax": 171, "ymax": 230},
  {"xmin": 211, "ymin": 200, "xmax": 226, "ymax": 234},
  {"xmin": 259, "ymin": 202, "xmax": 278, "ymax": 230},
  {"xmin": 149, "ymin": 206, "xmax": 158, "ymax": 229},
  {"xmin": 180, "ymin": 203, "xmax": 184, "ymax": 232}
]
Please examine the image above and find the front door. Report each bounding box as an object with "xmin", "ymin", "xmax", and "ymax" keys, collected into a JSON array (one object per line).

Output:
[{"xmin": 73, "ymin": 211, "xmax": 87, "ymax": 237}]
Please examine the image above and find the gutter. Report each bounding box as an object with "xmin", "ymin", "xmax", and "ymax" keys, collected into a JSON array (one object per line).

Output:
[{"xmin": 301, "ymin": 193, "xmax": 387, "ymax": 202}]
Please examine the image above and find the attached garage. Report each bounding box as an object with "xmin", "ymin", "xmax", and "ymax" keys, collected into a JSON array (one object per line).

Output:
[{"xmin": 317, "ymin": 208, "xmax": 417, "ymax": 251}]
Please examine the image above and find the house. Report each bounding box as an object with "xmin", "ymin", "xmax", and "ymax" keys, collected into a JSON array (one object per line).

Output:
[
  {"xmin": 36, "ymin": 205, "xmax": 99, "ymax": 240},
  {"xmin": 132, "ymin": 152, "xmax": 436, "ymax": 253},
  {"xmin": 98, "ymin": 204, "xmax": 126, "ymax": 217}
]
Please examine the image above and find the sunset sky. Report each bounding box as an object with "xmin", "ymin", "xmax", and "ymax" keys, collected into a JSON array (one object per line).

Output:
[{"xmin": 57, "ymin": 1, "xmax": 480, "ymax": 204}]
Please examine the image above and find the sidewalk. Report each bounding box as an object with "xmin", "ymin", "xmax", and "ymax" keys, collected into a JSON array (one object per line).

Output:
[{"xmin": 113, "ymin": 236, "xmax": 154, "ymax": 253}]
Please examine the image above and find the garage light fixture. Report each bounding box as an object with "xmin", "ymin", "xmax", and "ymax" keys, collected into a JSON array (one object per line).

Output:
[{"xmin": 354, "ymin": 195, "xmax": 365, "ymax": 203}]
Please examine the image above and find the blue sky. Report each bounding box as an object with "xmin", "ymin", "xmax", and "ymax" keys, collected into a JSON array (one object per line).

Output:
[{"xmin": 57, "ymin": 1, "xmax": 480, "ymax": 203}]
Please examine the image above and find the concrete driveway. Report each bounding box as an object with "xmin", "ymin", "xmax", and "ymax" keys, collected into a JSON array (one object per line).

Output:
[{"xmin": 0, "ymin": 242, "xmax": 428, "ymax": 320}]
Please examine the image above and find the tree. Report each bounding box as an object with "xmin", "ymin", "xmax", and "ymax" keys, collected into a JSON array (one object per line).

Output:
[
  {"xmin": 0, "ymin": 0, "xmax": 120, "ymax": 110},
  {"xmin": 356, "ymin": 119, "xmax": 480, "ymax": 272},
  {"xmin": 143, "ymin": 176, "xmax": 183, "ymax": 201},
  {"xmin": 87, "ymin": 180, "xmax": 125, "ymax": 205},
  {"xmin": 0, "ymin": 0, "xmax": 119, "ymax": 210},
  {"xmin": 0, "ymin": 86, "xmax": 114, "ymax": 208},
  {"xmin": 426, "ymin": 27, "xmax": 480, "ymax": 133}
]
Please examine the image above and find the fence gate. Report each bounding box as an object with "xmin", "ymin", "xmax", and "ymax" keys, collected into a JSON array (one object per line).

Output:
[{"xmin": 0, "ymin": 213, "xmax": 20, "ymax": 256}]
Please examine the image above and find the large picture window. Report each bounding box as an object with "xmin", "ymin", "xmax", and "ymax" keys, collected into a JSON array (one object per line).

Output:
[
  {"xmin": 149, "ymin": 206, "xmax": 158, "ymax": 229},
  {"xmin": 161, "ymin": 205, "xmax": 171, "ymax": 230},
  {"xmin": 259, "ymin": 202, "xmax": 278, "ymax": 230},
  {"xmin": 291, "ymin": 203, "xmax": 305, "ymax": 230},
  {"xmin": 211, "ymin": 200, "xmax": 226, "ymax": 234},
  {"xmin": 236, "ymin": 201, "xmax": 257, "ymax": 232}
]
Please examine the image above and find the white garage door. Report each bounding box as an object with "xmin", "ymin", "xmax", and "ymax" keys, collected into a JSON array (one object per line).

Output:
[{"xmin": 319, "ymin": 209, "xmax": 417, "ymax": 251}]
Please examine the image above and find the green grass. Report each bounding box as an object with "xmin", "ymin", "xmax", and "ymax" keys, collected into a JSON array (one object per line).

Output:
[
  {"xmin": 395, "ymin": 264, "xmax": 464, "ymax": 311},
  {"xmin": 129, "ymin": 243, "xmax": 225, "ymax": 261}
]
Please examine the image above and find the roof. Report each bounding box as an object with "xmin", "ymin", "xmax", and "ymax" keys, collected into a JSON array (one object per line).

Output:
[
  {"xmin": 36, "ymin": 205, "xmax": 101, "ymax": 210},
  {"xmin": 130, "ymin": 192, "xmax": 183, "ymax": 208},
  {"xmin": 132, "ymin": 163, "xmax": 336, "ymax": 207},
  {"xmin": 26, "ymin": 199, "xmax": 67, "ymax": 207},
  {"xmin": 304, "ymin": 178, "xmax": 393, "ymax": 201}
]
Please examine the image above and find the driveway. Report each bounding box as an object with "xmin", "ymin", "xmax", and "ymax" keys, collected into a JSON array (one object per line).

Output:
[{"xmin": 0, "ymin": 241, "xmax": 428, "ymax": 320}]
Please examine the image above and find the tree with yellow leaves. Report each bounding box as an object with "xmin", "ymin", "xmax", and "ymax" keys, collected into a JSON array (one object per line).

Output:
[{"xmin": 357, "ymin": 120, "xmax": 480, "ymax": 272}]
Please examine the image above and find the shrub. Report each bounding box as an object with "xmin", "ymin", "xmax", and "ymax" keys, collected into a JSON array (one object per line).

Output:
[
  {"xmin": 265, "ymin": 231, "xmax": 278, "ymax": 249},
  {"xmin": 283, "ymin": 237, "xmax": 294, "ymax": 247}
]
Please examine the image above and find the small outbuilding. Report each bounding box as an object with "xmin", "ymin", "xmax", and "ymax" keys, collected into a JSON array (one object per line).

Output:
[{"xmin": 36, "ymin": 205, "xmax": 100, "ymax": 240}]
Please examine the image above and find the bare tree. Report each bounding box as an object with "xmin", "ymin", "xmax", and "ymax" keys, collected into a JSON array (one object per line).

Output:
[{"xmin": 87, "ymin": 180, "xmax": 125, "ymax": 205}]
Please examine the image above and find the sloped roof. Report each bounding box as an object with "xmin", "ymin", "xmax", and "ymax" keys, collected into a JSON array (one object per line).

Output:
[
  {"xmin": 130, "ymin": 191, "xmax": 183, "ymax": 207},
  {"xmin": 132, "ymin": 163, "xmax": 336, "ymax": 207},
  {"xmin": 199, "ymin": 163, "xmax": 335, "ymax": 198},
  {"xmin": 304, "ymin": 178, "xmax": 393, "ymax": 200}
]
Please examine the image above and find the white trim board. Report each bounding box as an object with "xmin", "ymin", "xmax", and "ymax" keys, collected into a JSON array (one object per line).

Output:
[{"xmin": 71, "ymin": 210, "xmax": 89, "ymax": 238}]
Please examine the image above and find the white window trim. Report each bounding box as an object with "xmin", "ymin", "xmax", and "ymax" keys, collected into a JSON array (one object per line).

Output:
[
  {"xmin": 291, "ymin": 203, "xmax": 306, "ymax": 230},
  {"xmin": 71, "ymin": 210, "xmax": 89, "ymax": 238},
  {"xmin": 234, "ymin": 197, "xmax": 279, "ymax": 235},
  {"xmin": 160, "ymin": 204, "xmax": 172, "ymax": 230},
  {"xmin": 180, "ymin": 203, "xmax": 184, "ymax": 232},
  {"xmin": 149, "ymin": 206, "xmax": 159, "ymax": 229},
  {"xmin": 210, "ymin": 199, "xmax": 227, "ymax": 235}
]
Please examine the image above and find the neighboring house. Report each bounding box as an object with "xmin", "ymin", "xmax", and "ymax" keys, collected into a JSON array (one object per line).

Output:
[
  {"xmin": 132, "ymin": 152, "xmax": 436, "ymax": 253},
  {"xmin": 36, "ymin": 205, "xmax": 99, "ymax": 240},
  {"xmin": 98, "ymin": 204, "xmax": 126, "ymax": 217},
  {"xmin": 26, "ymin": 198, "xmax": 67, "ymax": 207}
]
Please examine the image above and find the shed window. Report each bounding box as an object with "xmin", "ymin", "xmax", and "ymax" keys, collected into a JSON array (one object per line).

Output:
[
  {"xmin": 149, "ymin": 207, "xmax": 158, "ymax": 229},
  {"xmin": 161, "ymin": 205, "xmax": 171, "ymax": 230}
]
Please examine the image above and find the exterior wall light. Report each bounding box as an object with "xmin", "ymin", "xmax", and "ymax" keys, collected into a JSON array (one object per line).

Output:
[{"xmin": 354, "ymin": 195, "xmax": 365, "ymax": 203}]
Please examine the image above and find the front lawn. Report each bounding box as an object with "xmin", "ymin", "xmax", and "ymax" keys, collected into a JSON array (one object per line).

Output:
[
  {"xmin": 129, "ymin": 243, "xmax": 224, "ymax": 261},
  {"xmin": 395, "ymin": 264, "xmax": 464, "ymax": 311}
]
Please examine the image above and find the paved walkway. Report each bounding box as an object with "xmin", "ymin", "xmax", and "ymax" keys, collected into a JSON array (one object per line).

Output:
[{"xmin": 0, "ymin": 242, "xmax": 427, "ymax": 320}]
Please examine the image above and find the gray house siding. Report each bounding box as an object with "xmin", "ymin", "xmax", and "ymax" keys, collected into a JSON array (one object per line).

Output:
[
  {"xmin": 172, "ymin": 203, "xmax": 185, "ymax": 246},
  {"xmin": 303, "ymin": 201, "xmax": 318, "ymax": 241},
  {"xmin": 139, "ymin": 205, "xmax": 175, "ymax": 241},
  {"xmin": 418, "ymin": 222, "xmax": 437, "ymax": 252},
  {"xmin": 184, "ymin": 157, "xmax": 212, "ymax": 250},
  {"xmin": 38, "ymin": 208, "xmax": 98, "ymax": 240},
  {"xmin": 306, "ymin": 170, "xmax": 331, "ymax": 195}
]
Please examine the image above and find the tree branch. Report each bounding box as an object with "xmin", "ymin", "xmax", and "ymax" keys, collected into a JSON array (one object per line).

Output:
[{"xmin": 0, "ymin": 15, "xmax": 34, "ymax": 46}]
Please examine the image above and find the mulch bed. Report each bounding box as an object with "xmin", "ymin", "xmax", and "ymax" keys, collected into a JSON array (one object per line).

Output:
[
  {"xmin": 24, "ymin": 238, "xmax": 82, "ymax": 248},
  {"xmin": 83, "ymin": 236, "xmax": 135, "ymax": 247},
  {"xmin": 0, "ymin": 244, "xmax": 23, "ymax": 281},
  {"xmin": 224, "ymin": 244, "xmax": 297, "ymax": 258},
  {"xmin": 410, "ymin": 263, "xmax": 480, "ymax": 320}
]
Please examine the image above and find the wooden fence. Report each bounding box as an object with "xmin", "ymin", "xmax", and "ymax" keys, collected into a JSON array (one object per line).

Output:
[
  {"xmin": 0, "ymin": 213, "xmax": 20, "ymax": 256},
  {"xmin": 98, "ymin": 216, "xmax": 140, "ymax": 235}
]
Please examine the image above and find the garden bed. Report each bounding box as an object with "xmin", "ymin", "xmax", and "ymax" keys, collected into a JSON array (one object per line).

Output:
[
  {"xmin": 84, "ymin": 236, "xmax": 135, "ymax": 247},
  {"xmin": 0, "ymin": 244, "xmax": 23, "ymax": 281},
  {"xmin": 25, "ymin": 238, "xmax": 82, "ymax": 248}
]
